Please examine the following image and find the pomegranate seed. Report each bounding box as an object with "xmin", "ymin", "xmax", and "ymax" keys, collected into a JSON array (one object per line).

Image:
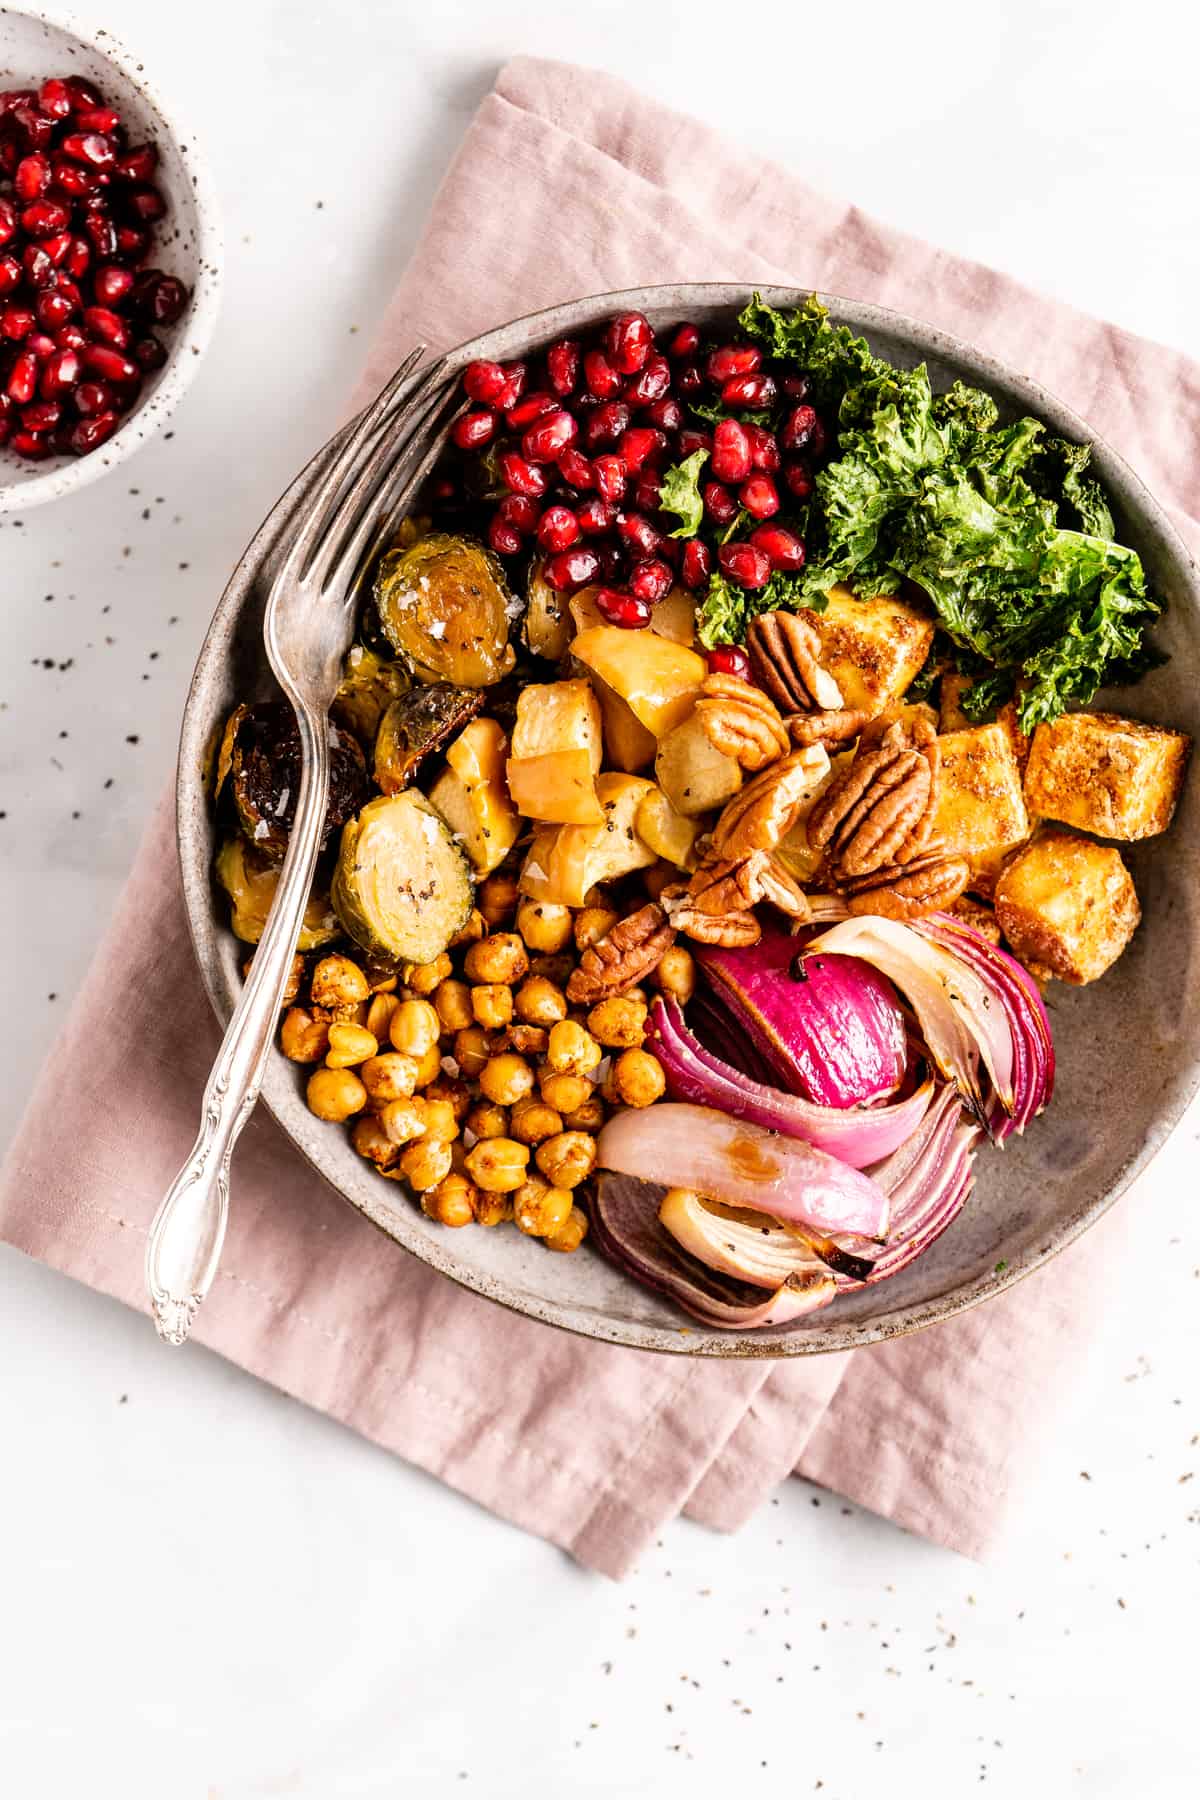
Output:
[
  {"xmin": 1, "ymin": 305, "xmax": 34, "ymax": 339},
  {"xmin": 706, "ymin": 344, "xmax": 761, "ymax": 384},
  {"xmin": 557, "ymin": 446, "xmax": 594, "ymax": 490},
  {"xmin": 27, "ymin": 332, "xmax": 55, "ymax": 359},
  {"xmin": 619, "ymin": 426, "xmax": 667, "ymax": 474},
  {"xmin": 7, "ymin": 349, "xmax": 39, "ymax": 402},
  {"xmin": 625, "ymin": 353, "xmax": 671, "ymax": 406},
  {"xmin": 0, "ymin": 198, "xmax": 15, "ymax": 246},
  {"xmin": 676, "ymin": 361, "xmax": 704, "ymax": 398},
  {"xmin": 81, "ymin": 343, "xmax": 137, "ymax": 383},
  {"xmin": 83, "ymin": 305, "xmax": 131, "ymax": 348},
  {"xmin": 711, "ymin": 418, "xmax": 753, "ymax": 483},
  {"xmin": 73, "ymin": 107, "xmax": 121, "ymax": 134},
  {"xmin": 73, "ymin": 379, "xmax": 111, "ymax": 415},
  {"xmin": 21, "ymin": 399, "xmax": 61, "ymax": 431},
  {"xmin": 677, "ymin": 427, "xmax": 712, "ymax": 458},
  {"xmin": 718, "ymin": 542, "xmax": 771, "ymax": 590},
  {"xmin": 583, "ymin": 399, "xmax": 630, "ymax": 451},
  {"xmin": 13, "ymin": 107, "xmax": 54, "ymax": 150},
  {"xmin": 594, "ymin": 587, "xmax": 651, "ymax": 629},
  {"xmin": 616, "ymin": 512, "xmax": 663, "ymax": 558},
  {"xmin": 51, "ymin": 160, "xmax": 99, "ymax": 197},
  {"xmin": 659, "ymin": 534, "xmax": 681, "ymax": 571},
  {"xmin": 594, "ymin": 540, "xmax": 625, "ymax": 583},
  {"xmin": 644, "ymin": 395, "xmax": 683, "ymax": 433},
  {"xmin": 505, "ymin": 388, "xmax": 557, "ymax": 430},
  {"xmin": 522, "ymin": 407, "xmax": 578, "ymax": 464},
  {"xmin": 781, "ymin": 404, "xmax": 820, "ymax": 452},
  {"xmin": 747, "ymin": 424, "xmax": 780, "ymax": 473},
  {"xmin": 147, "ymin": 276, "xmax": 188, "ymax": 325},
  {"xmin": 605, "ymin": 312, "xmax": 653, "ymax": 376},
  {"xmin": 64, "ymin": 237, "xmax": 90, "ymax": 278},
  {"xmin": 0, "ymin": 90, "xmax": 36, "ymax": 117},
  {"xmin": 93, "ymin": 265, "xmax": 135, "ymax": 306},
  {"xmin": 680, "ymin": 538, "xmax": 713, "ymax": 591},
  {"xmin": 38, "ymin": 79, "xmax": 73, "ymax": 120},
  {"xmin": 780, "ymin": 371, "xmax": 810, "ymax": 400},
  {"xmin": 0, "ymin": 256, "xmax": 21, "ymax": 295},
  {"xmin": 43, "ymin": 232, "xmax": 72, "ymax": 267},
  {"xmin": 592, "ymin": 454, "xmax": 627, "ymax": 503},
  {"xmin": 68, "ymin": 410, "xmax": 118, "ymax": 453},
  {"xmin": 494, "ymin": 361, "xmax": 527, "ymax": 409},
  {"xmin": 115, "ymin": 224, "xmax": 148, "ymax": 263},
  {"xmin": 668, "ymin": 322, "xmax": 701, "ymax": 358},
  {"xmin": 498, "ymin": 449, "xmax": 548, "ymax": 498},
  {"xmin": 60, "ymin": 131, "xmax": 115, "ymax": 169},
  {"xmin": 546, "ymin": 338, "xmax": 580, "ymax": 396},
  {"xmin": 633, "ymin": 471, "xmax": 665, "ymax": 514},
  {"xmin": 488, "ymin": 516, "xmax": 523, "ymax": 556},
  {"xmin": 40, "ymin": 349, "xmax": 81, "ymax": 397},
  {"xmin": 740, "ymin": 473, "xmax": 780, "ymax": 519},
  {"xmin": 35, "ymin": 291, "xmax": 73, "ymax": 330},
  {"xmin": 628, "ymin": 558, "xmax": 673, "ymax": 604},
  {"xmin": 116, "ymin": 144, "xmax": 158, "ymax": 184},
  {"xmin": 702, "ymin": 480, "xmax": 738, "ymax": 526},
  {"xmin": 722, "ymin": 371, "xmax": 777, "ymax": 410},
  {"xmin": 750, "ymin": 524, "xmax": 806, "ymax": 570},
  {"xmin": 0, "ymin": 143, "xmax": 19, "ymax": 178},
  {"xmin": 460, "ymin": 360, "xmax": 504, "ymax": 405},
  {"xmin": 11, "ymin": 430, "xmax": 50, "ymax": 458},
  {"xmin": 706, "ymin": 645, "xmax": 752, "ymax": 680},
  {"xmin": 496, "ymin": 493, "xmax": 537, "ymax": 535},
  {"xmin": 22, "ymin": 244, "xmax": 55, "ymax": 288},
  {"xmin": 451, "ymin": 408, "xmax": 497, "ymax": 450},
  {"xmin": 132, "ymin": 335, "xmax": 167, "ymax": 371},
  {"xmin": 577, "ymin": 496, "xmax": 615, "ymax": 535},
  {"xmin": 583, "ymin": 347, "xmax": 623, "ymax": 399},
  {"xmin": 63, "ymin": 77, "xmax": 102, "ymax": 111},
  {"xmin": 542, "ymin": 546, "xmax": 601, "ymax": 591},
  {"xmin": 83, "ymin": 211, "xmax": 117, "ymax": 258},
  {"xmin": 537, "ymin": 504, "xmax": 581, "ymax": 553},
  {"xmin": 55, "ymin": 322, "xmax": 88, "ymax": 352},
  {"xmin": 430, "ymin": 475, "xmax": 458, "ymax": 508},
  {"xmin": 782, "ymin": 460, "xmax": 814, "ymax": 500},
  {"xmin": 129, "ymin": 183, "xmax": 167, "ymax": 222},
  {"xmin": 15, "ymin": 154, "xmax": 51, "ymax": 200}
]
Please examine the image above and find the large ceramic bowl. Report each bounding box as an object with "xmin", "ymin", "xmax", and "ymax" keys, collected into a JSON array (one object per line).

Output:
[{"xmin": 177, "ymin": 285, "xmax": 1200, "ymax": 1357}]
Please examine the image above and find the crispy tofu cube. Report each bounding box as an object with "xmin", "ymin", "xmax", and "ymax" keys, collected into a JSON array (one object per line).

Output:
[
  {"xmin": 809, "ymin": 586, "xmax": 935, "ymax": 716},
  {"xmin": 995, "ymin": 829, "xmax": 1140, "ymax": 984},
  {"xmin": 1023, "ymin": 711, "xmax": 1191, "ymax": 840},
  {"xmin": 932, "ymin": 723, "xmax": 1031, "ymax": 892}
]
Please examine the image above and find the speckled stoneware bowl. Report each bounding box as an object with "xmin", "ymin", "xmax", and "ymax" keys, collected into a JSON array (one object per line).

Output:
[
  {"xmin": 177, "ymin": 285, "xmax": 1200, "ymax": 1357},
  {"xmin": 0, "ymin": 6, "xmax": 221, "ymax": 512}
]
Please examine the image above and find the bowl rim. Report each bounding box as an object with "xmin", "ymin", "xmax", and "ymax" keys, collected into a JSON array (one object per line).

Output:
[
  {"xmin": 0, "ymin": 4, "xmax": 223, "ymax": 513},
  {"xmin": 176, "ymin": 281, "xmax": 1200, "ymax": 1358}
]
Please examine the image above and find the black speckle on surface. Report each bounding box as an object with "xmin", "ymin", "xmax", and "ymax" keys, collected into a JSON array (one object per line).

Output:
[{"xmin": 126, "ymin": 734, "xmax": 140, "ymax": 745}]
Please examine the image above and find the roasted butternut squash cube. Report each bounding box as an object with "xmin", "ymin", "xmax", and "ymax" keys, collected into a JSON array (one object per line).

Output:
[
  {"xmin": 507, "ymin": 679, "xmax": 603, "ymax": 824},
  {"xmin": 1022, "ymin": 711, "xmax": 1191, "ymax": 841},
  {"xmin": 654, "ymin": 713, "xmax": 742, "ymax": 818},
  {"xmin": 635, "ymin": 786, "xmax": 702, "ymax": 869},
  {"xmin": 932, "ymin": 723, "xmax": 1030, "ymax": 892},
  {"xmin": 995, "ymin": 829, "xmax": 1140, "ymax": 985},
  {"xmin": 808, "ymin": 586, "xmax": 935, "ymax": 716},
  {"xmin": 571, "ymin": 626, "xmax": 706, "ymax": 738},
  {"xmin": 428, "ymin": 717, "xmax": 520, "ymax": 876},
  {"xmin": 518, "ymin": 773, "xmax": 657, "ymax": 907}
]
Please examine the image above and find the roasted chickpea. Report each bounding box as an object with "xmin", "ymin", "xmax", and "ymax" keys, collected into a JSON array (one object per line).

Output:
[
  {"xmin": 433, "ymin": 978, "xmax": 474, "ymax": 1034},
  {"xmin": 471, "ymin": 983, "xmax": 514, "ymax": 1030},
  {"xmin": 464, "ymin": 1136, "xmax": 530, "ymax": 1193},
  {"xmin": 515, "ymin": 975, "xmax": 568, "ymax": 1027},
  {"xmin": 534, "ymin": 1130, "xmax": 596, "ymax": 1189},
  {"xmin": 420, "ymin": 1097, "xmax": 460, "ymax": 1143},
  {"xmin": 450, "ymin": 908, "xmax": 486, "ymax": 947},
  {"xmin": 562, "ymin": 1094, "xmax": 606, "ymax": 1132},
  {"xmin": 379, "ymin": 1097, "xmax": 427, "ymax": 1146},
  {"xmin": 464, "ymin": 932, "xmax": 529, "ymax": 987},
  {"xmin": 478, "ymin": 871, "xmax": 520, "ymax": 926},
  {"xmin": 280, "ymin": 1005, "xmax": 331, "ymax": 1064},
  {"xmin": 453, "ymin": 1025, "xmax": 491, "ymax": 1080},
  {"xmin": 421, "ymin": 1171, "xmax": 477, "ymax": 1227},
  {"xmin": 351, "ymin": 1114, "xmax": 401, "ymax": 1171},
  {"xmin": 306, "ymin": 1066, "xmax": 367, "ymax": 1122},
  {"xmin": 400, "ymin": 1135, "xmax": 454, "ymax": 1192},
  {"xmin": 466, "ymin": 1100, "xmax": 509, "ymax": 1141},
  {"xmin": 544, "ymin": 1205, "xmax": 589, "ymax": 1253},
  {"xmin": 365, "ymin": 991, "xmax": 400, "ymax": 1043},
  {"xmin": 412, "ymin": 1042, "xmax": 443, "ymax": 1088},
  {"xmin": 310, "ymin": 953, "xmax": 369, "ymax": 1011},
  {"xmin": 404, "ymin": 952, "xmax": 453, "ymax": 995},
  {"xmin": 478, "ymin": 1052, "xmax": 535, "ymax": 1107},
  {"xmin": 325, "ymin": 1021, "xmax": 379, "ymax": 1068},
  {"xmin": 389, "ymin": 998, "xmax": 440, "ymax": 1059},
  {"xmin": 365, "ymin": 966, "xmax": 399, "ymax": 996},
  {"xmin": 546, "ymin": 1019, "xmax": 602, "ymax": 1077},
  {"xmin": 509, "ymin": 1095, "xmax": 563, "ymax": 1146},
  {"xmin": 653, "ymin": 945, "xmax": 696, "ymax": 1005},
  {"xmin": 472, "ymin": 1188, "xmax": 513, "ymax": 1227},
  {"xmin": 513, "ymin": 1175, "xmax": 573, "ymax": 1238},
  {"xmin": 611, "ymin": 1047, "xmax": 666, "ymax": 1108},
  {"xmin": 574, "ymin": 905, "xmax": 619, "ymax": 953},
  {"xmin": 361, "ymin": 1051, "xmax": 420, "ymax": 1104},
  {"xmin": 587, "ymin": 994, "xmax": 647, "ymax": 1049},
  {"xmin": 515, "ymin": 896, "xmax": 573, "ymax": 954},
  {"xmin": 422, "ymin": 1074, "xmax": 471, "ymax": 1122},
  {"xmin": 538, "ymin": 1070, "xmax": 592, "ymax": 1115}
]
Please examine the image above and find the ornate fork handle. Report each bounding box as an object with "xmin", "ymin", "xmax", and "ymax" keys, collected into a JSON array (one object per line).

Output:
[{"xmin": 145, "ymin": 709, "xmax": 330, "ymax": 1344}]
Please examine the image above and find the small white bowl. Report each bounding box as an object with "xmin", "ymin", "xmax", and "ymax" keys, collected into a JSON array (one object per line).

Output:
[{"xmin": 0, "ymin": 5, "xmax": 222, "ymax": 512}]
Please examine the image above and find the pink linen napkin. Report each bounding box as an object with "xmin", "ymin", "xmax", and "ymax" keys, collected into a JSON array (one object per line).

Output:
[{"xmin": 3, "ymin": 56, "xmax": 1197, "ymax": 1577}]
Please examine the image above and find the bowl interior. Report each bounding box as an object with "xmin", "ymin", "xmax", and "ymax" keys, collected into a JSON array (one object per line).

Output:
[
  {"xmin": 177, "ymin": 284, "xmax": 1200, "ymax": 1357},
  {"xmin": 0, "ymin": 6, "xmax": 219, "ymax": 511}
]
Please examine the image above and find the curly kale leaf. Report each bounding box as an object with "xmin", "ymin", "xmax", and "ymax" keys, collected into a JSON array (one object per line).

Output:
[
  {"xmin": 696, "ymin": 568, "xmax": 825, "ymax": 650},
  {"xmin": 658, "ymin": 449, "xmax": 709, "ymax": 538}
]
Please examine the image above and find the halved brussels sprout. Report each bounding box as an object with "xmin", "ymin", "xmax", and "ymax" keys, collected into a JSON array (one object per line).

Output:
[
  {"xmin": 373, "ymin": 531, "xmax": 516, "ymax": 688},
  {"xmin": 215, "ymin": 836, "xmax": 340, "ymax": 948},
  {"xmin": 373, "ymin": 682, "xmax": 485, "ymax": 795},
  {"xmin": 228, "ymin": 701, "xmax": 368, "ymax": 861},
  {"xmin": 332, "ymin": 791, "xmax": 474, "ymax": 964},
  {"xmin": 524, "ymin": 558, "xmax": 573, "ymax": 662},
  {"xmin": 331, "ymin": 644, "xmax": 411, "ymax": 746}
]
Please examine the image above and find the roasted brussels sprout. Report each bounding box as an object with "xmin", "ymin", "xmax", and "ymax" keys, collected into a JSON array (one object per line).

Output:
[
  {"xmin": 215, "ymin": 835, "xmax": 340, "ymax": 948},
  {"xmin": 524, "ymin": 557, "xmax": 573, "ymax": 663},
  {"xmin": 331, "ymin": 644, "xmax": 411, "ymax": 746},
  {"xmin": 373, "ymin": 682, "xmax": 485, "ymax": 795},
  {"xmin": 227, "ymin": 701, "xmax": 368, "ymax": 861},
  {"xmin": 373, "ymin": 531, "xmax": 516, "ymax": 688},
  {"xmin": 332, "ymin": 791, "xmax": 474, "ymax": 964}
]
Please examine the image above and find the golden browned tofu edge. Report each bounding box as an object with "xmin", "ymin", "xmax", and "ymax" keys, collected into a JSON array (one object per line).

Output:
[
  {"xmin": 1023, "ymin": 711, "xmax": 1192, "ymax": 841},
  {"xmin": 809, "ymin": 587, "xmax": 935, "ymax": 715},
  {"xmin": 994, "ymin": 828, "xmax": 1140, "ymax": 985}
]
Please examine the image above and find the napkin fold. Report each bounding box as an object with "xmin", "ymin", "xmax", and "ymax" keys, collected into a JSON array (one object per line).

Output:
[{"xmin": 3, "ymin": 56, "xmax": 1197, "ymax": 1578}]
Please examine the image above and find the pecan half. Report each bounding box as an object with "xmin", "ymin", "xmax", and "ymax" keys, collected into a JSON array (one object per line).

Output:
[
  {"xmin": 662, "ymin": 849, "xmax": 809, "ymax": 946},
  {"xmin": 844, "ymin": 847, "xmax": 970, "ymax": 920},
  {"xmin": 787, "ymin": 706, "xmax": 872, "ymax": 749},
  {"xmin": 807, "ymin": 719, "xmax": 938, "ymax": 879},
  {"xmin": 694, "ymin": 673, "xmax": 789, "ymax": 771},
  {"xmin": 710, "ymin": 745, "xmax": 831, "ymax": 858},
  {"xmin": 566, "ymin": 903, "xmax": 676, "ymax": 1004},
  {"xmin": 747, "ymin": 611, "xmax": 843, "ymax": 713}
]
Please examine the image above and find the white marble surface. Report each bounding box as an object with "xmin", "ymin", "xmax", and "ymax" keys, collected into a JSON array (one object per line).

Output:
[{"xmin": 1, "ymin": 2, "xmax": 1198, "ymax": 1794}]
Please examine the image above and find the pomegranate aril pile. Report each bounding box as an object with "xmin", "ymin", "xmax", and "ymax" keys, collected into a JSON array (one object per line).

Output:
[
  {"xmin": 0, "ymin": 73, "xmax": 188, "ymax": 461},
  {"xmin": 433, "ymin": 308, "xmax": 831, "ymax": 633}
]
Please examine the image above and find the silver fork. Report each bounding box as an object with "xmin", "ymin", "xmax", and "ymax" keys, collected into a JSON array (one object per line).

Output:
[{"xmin": 146, "ymin": 347, "xmax": 462, "ymax": 1346}]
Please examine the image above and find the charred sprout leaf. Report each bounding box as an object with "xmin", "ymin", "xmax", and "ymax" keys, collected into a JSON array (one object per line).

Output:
[
  {"xmin": 373, "ymin": 682, "xmax": 485, "ymax": 795},
  {"xmin": 331, "ymin": 644, "xmax": 411, "ymax": 746},
  {"xmin": 373, "ymin": 531, "xmax": 516, "ymax": 688},
  {"xmin": 212, "ymin": 702, "xmax": 248, "ymax": 804},
  {"xmin": 215, "ymin": 835, "xmax": 340, "ymax": 949},
  {"xmin": 658, "ymin": 449, "xmax": 710, "ymax": 538},
  {"xmin": 332, "ymin": 791, "xmax": 474, "ymax": 964},
  {"xmin": 229, "ymin": 701, "xmax": 368, "ymax": 861}
]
